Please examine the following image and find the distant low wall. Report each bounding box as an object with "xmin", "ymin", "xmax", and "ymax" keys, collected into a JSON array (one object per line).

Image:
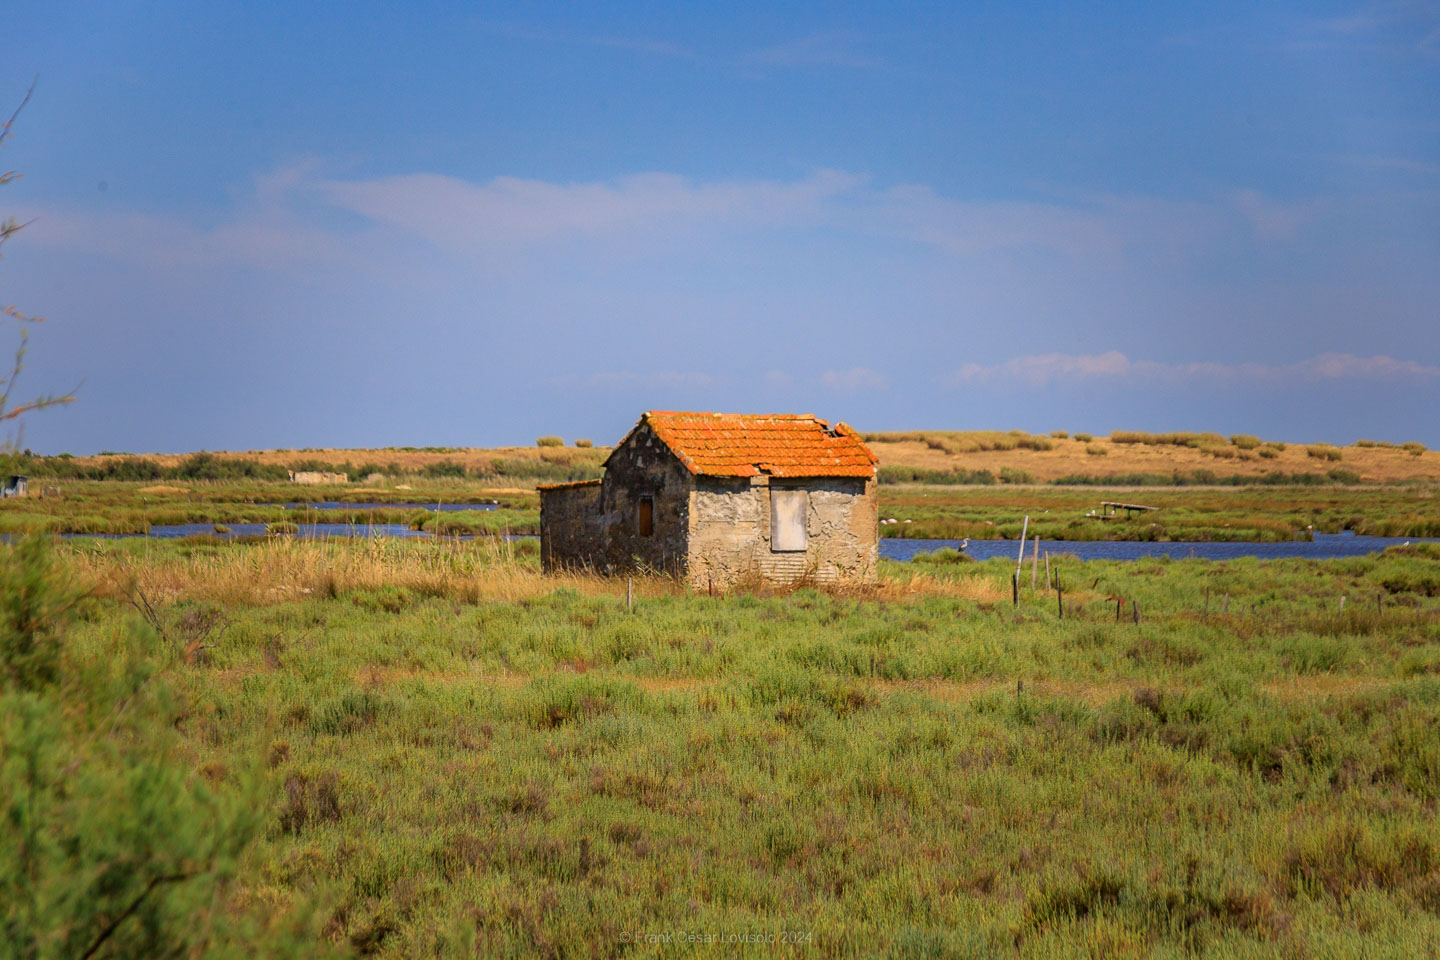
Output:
[{"xmin": 289, "ymin": 471, "xmax": 348, "ymax": 485}]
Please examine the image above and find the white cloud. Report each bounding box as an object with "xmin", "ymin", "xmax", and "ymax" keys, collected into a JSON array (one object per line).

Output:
[
  {"xmin": 746, "ymin": 31, "xmax": 881, "ymax": 68},
  {"xmin": 310, "ymin": 169, "xmax": 863, "ymax": 256},
  {"xmin": 820, "ymin": 367, "xmax": 888, "ymax": 391},
  {"xmin": 948, "ymin": 352, "xmax": 1440, "ymax": 387}
]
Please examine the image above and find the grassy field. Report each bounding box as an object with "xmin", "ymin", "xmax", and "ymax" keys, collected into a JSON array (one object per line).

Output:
[
  {"xmin": 2, "ymin": 479, "xmax": 1439, "ymax": 543},
  {"xmin": 35, "ymin": 429, "xmax": 1440, "ymax": 488},
  {"xmin": 862, "ymin": 431, "xmax": 1439, "ymax": 485},
  {"xmin": 878, "ymin": 485, "xmax": 1440, "ymax": 541},
  {"xmin": 10, "ymin": 535, "xmax": 1440, "ymax": 957}
]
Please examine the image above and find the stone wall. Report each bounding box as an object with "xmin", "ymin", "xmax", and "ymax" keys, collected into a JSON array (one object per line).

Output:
[
  {"xmin": 687, "ymin": 476, "xmax": 877, "ymax": 588},
  {"xmin": 539, "ymin": 481, "xmax": 603, "ymax": 572},
  {"xmin": 540, "ymin": 424, "xmax": 693, "ymax": 575},
  {"xmin": 592, "ymin": 423, "xmax": 692, "ymax": 574}
]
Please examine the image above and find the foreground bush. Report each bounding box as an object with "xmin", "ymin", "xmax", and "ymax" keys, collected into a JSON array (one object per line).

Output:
[{"xmin": 0, "ymin": 538, "xmax": 325, "ymax": 957}]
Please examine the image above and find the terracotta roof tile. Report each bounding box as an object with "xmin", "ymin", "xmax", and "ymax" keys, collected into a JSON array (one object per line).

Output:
[{"xmin": 608, "ymin": 411, "xmax": 878, "ymax": 478}]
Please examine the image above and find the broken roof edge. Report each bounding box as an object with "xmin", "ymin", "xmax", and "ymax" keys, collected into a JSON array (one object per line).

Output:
[
  {"xmin": 831, "ymin": 422, "xmax": 879, "ymax": 464},
  {"xmin": 536, "ymin": 478, "xmax": 602, "ymax": 492}
]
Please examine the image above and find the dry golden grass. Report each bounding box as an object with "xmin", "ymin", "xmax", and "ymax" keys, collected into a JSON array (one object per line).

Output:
[
  {"xmin": 63, "ymin": 430, "xmax": 1440, "ymax": 485},
  {"xmin": 68, "ymin": 539, "xmax": 643, "ymax": 607},
  {"xmin": 72, "ymin": 445, "xmax": 611, "ymax": 472},
  {"xmin": 64, "ymin": 539, "xmax": 998, "ymax": 609},
  {"xmin": 867, "ymin": 434, "xmax": 1440, "ymax": 483}
]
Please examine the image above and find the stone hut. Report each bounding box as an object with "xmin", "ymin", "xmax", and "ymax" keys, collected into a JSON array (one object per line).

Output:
[{"xmin": 539, "ymin": 411, "xmax": 879, "ymax": 587}]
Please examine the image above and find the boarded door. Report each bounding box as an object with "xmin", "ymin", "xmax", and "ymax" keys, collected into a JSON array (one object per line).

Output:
[{"xmin": 770, "ymin": 488, "xmax": 808, "ymax": 552}]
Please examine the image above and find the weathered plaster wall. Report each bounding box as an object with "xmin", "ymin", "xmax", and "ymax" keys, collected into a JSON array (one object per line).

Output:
[{"xmin": 687, "ymin": 476, "xmax": 878, "ymax": 587}]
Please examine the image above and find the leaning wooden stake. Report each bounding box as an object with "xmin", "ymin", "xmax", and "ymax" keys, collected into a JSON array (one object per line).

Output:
[
  {"xmin": 1044, "ymin": 551, "xmax": 1051, "ymax": 591},
  {"xmin": 1012, "ymin": 572, "xmax": 1019, "ymax": 606},
  {"xmin": 1223, "ymin": 591, "xmax": 1229, "ymax": 616},
  {"xmin": 1016, "ymin": 516, "xmax": 1029, "ymax": 575},
  {"xmin": 627, "ymin": 577, "xmax": 633, "ymax": 611}
]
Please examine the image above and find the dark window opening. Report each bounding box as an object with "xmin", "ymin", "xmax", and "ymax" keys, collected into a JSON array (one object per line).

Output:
[{"xmin": 638, "ymin": 496, "xmax": 654, "ymax": 536}]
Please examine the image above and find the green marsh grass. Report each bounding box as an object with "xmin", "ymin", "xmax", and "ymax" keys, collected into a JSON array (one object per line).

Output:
[{"xmin": 37, "ymin": 537, "xmax": 1440, "ymax": 956}]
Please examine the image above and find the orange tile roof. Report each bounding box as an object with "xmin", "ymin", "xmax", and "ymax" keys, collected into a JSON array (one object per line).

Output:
[{"xmin": 610, "ymin": 411, "xmax": 878, "ymax": 478}]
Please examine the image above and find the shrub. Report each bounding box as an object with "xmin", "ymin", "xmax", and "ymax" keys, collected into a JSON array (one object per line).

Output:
[
  {"xmin": 1307, "ymin": 445, "xmax": 1343, "ymax": 462},
  {"xmin": 1258, "ymin": 447, "xmax": 1279, "ymax": 459},
  {"xmin": 910, "ymin": 548, "xmax": 974, "ymax": 565},
  {"xmin": 573, "ymin": 439, "xmax": 593, "ymax": 448},
  {"xmin": 876, "ymin": 466, "xmax": 996, "ymax": 485},
  {"xmin": 1403, "ymin": 442, "xmax": 1426, "ymax": 457},
  {"xmin": 536, "ymin": 436, "xmax": 564, "ymax": 448},
  {"xmin": 1074, "ymin": 433, "xmax": 1093, "ymax": 442},
  {"xmin": 1110, "ymin": 431, "xmax": 1153, "ymax": 444},
  {"xmin": 1266, "ymin": 441, "xmax": 1287, "ymax": 452},
  {"xmin": 1356, "ymin": 439, "xmax": 1377, "ymax": 447},
  {"xmin": 1229, "ymin": 434, "xmax": 1262, "ymax": 450},
  {"xmin": 0, "ymin": 537, "xmax": 74, "ymax": 691},
  {"xmin": 998, "ymin": 467, "xmax": 1034, "ymax": 484},
  {"xmin": 1326, "ymin": 468, "xmax": 1362, "ymax": 485},
  {"xmin": 1049, "ymin": 430, "xmax": 1069, "ymax": 439},
  {"xmin": 1017, "ymin": 436, "xmax": 1053, "ymax": 451},
  {"xmin": 421, "ymin": 460, "xmax": 467, "ymax": 478},
  {"xmin": 1086, "ymin": 445, "xmax": 1107, "ymax": 457}
]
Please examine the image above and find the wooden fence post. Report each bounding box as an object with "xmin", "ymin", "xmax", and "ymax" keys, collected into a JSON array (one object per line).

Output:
[
  {"xmin": 1012, "ymin": 572, "xmax": 1019, "ymax": 606},
  {"xmin": 1133, "ymin": 600, "xmax": 1140, "ymax": 624},
  {"xmin": 1031, "ymin": 535, "xmax": 1040, "ymax": 590},
  {"xmin": 627, "ymin": 577, "xmax": 633, "ymax": 611}
]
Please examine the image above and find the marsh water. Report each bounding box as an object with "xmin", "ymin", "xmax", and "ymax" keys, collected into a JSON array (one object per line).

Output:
[
  {"xmin": 265, "ymin": 501, "xmax": 500, "ymax": 512},
  {"xmin": 74, "ymin": 524, "xmax": 1434, "ymax": 561},
  {"xmin": 881, "ymin": 532, "xmax": 1437, "ymax": 562}
]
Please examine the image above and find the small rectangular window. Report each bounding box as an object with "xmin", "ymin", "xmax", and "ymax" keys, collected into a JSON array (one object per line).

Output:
[
  {"xmin": 770, "ymin": 488, "xmax": 807, "ymax": 552},
  {"xmin": 637, "ymin": 496, "xmax": 654, "ymax": 536}
]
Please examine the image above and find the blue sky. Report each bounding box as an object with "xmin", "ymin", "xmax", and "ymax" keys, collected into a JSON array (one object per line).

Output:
[{"xmin": 3, "ymin": 1, "xmax": 1438, "ymax": 453}]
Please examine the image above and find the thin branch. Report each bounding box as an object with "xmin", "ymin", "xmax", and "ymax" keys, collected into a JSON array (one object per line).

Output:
[
  {"xmin": 0, "ymin": 393, "xmax": 78, "ymax": 423},
  {"xmin": 0, "ymin": 79, "xmax": 36, "ymax": 146},
  {"xmin": 80, "ymin": 872, "xmax": 192, "ymax": 960}
]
